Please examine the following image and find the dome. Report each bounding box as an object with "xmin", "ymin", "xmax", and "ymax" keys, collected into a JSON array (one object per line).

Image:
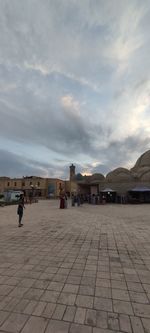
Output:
[
  {"xmin": 91, "ymin": 173, "xmax": 105, "ymax": 181},
  {"xmin": 106, "ymin": 167, "xmax": 134, "ymax": 182},
  {"xmin": 132, "ymin": 150, "xmax": 150, "ymax": 171},
  {"xmin": 132, "ymin": 166, "xmax": 150, "ymax": 178},
  {"xmin": 139, "ymin": 170, "xmax": 150, "ymax": 181}
]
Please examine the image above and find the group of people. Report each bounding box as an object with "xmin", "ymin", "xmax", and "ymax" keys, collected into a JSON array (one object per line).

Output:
[
  {"xmin": 71, "ymin": 193, "xmax": 83, "ymax": 207},
  {"xmin": 86, "ymin": 193, "xmax": 107, "ymax": 204},
  {"xmin": 59, "ymin": 193, "xmax": 84, "ymax": 209},
  {"xmin": 59, "ymin": 193, "xmax": 111, "ymax": 208},
  {"xmin": 59, "ymin": 192, "xmax": 88, "ymax": 209},
  {"xmin": 17, "ymin": 192, "xmax": 109, "ymax": 227}
]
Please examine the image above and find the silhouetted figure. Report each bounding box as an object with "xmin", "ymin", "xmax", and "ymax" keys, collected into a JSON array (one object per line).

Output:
[
  {"xmin": 60, "ymin": 193, "xmax": 65, "ymax": 209},
  {"xmin": 64, "ymin": 194, "xmax": 68, "ymax": 208},
  {"xmin": 29, "ymin": 191, "xmax": 33, "ymax": 204},
  {"xmin": 71, "ymin": 194, "xmax": 75, "ymax": 206},
  {"xmin": 17, "ymin": 194, "xmax": 25, "ymax": 227},
  {"xmin": 77, "ymin": 194, "xmax": 81, "ymax": 206}
]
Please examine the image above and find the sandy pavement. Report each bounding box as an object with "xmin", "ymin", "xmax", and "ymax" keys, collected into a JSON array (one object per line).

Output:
[{"xmin": 0, "ymin": 200, "xmax": 150, "ymax": 332}]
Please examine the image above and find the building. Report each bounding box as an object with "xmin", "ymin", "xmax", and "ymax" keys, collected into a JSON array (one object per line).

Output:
[
  {"xmin": 0, "ymin": 150, "xmax": 150, "ymax": 199},
  {"xmin": 69, "ymin": 150, "xmax": 150, "ymax": 198},
  {"xmin": 0, "ymin": 176, "xmax": 65, "ymax": 198}
]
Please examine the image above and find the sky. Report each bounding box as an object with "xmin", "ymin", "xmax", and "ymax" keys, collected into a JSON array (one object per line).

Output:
[{"xmin": 0, "ymin": 0, "xmax": 150, "ymax": 179}]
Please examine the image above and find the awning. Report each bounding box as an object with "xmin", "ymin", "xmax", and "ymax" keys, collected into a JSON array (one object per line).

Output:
[
  {"xmin": 130, "ymin": 186, "xmax": 150, "ymax": 192},
  {"xmin": 101, "ymin": 188, "xmax": 116, "ymax": 193}
]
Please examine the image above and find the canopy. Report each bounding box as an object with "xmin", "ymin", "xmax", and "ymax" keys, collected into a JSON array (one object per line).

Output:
[
  {"xmin": 130, "ymin": 186, "xmax": 150, "ymax": 192},
  {"xmin": 101, "ymin": 188, "xmax": 116, "ymax": 193}
]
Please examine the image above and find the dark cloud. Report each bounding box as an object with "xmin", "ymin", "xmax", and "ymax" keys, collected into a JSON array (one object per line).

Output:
[
  {"xmin": 0, "ymin": 65, "xmax": 106, "ymax": 158},
  {"xmin": 0, "ymin": 149, "xmax": 69, "ymax": 178},
  {"xmin": 0, "ymin": 99, "xmax": 96, "ymax": 157},
  {"xmin": 0, "ymin": 150, "xmax": 43, "ymax": 177},
  {"xmin": 100, "ymin": 134, "xmax": 150, "ymax": 170},
  {"xmin": 0, "ymin": 130, "xmax": 149, "ymax": 179}
]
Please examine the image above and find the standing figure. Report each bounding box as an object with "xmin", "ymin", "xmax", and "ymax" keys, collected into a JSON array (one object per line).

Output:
[
  {"xmin": 102, "ymin": 195, "xmax": 106, "ymax": 204},
  {"xmin": 80, "ymin": 194, "xmax": 84, "ymax": 205},
  {"xmin": 29, "ymin": 191, "xmax": 33, "ymax": 204},
  {"xmin": 17, "ymin": 194, "xmax": 25, "ymax": 227},
  {"xmin": 71, "ymin": 194, "xmax": 75, "ymax": 207},
  {"xmin": 77, "ymin": 194, "xmax": 81, "ymax": 206},
  {"xmin": 60, "ymin": 192, "xmax": 65, "ymax": 209},
  {"xmin": 64, "ymin": 194, "xmax": 68, "ymax": 208}
]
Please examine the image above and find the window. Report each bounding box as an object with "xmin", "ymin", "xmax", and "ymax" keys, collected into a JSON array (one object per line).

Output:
[
  {"xmin": 7, "ymin": 182, "xmax": 10, "ymax": 186},
  {"xmin": 14, "ymin": 182, "xmax": 16, "ymax": 186},
  {"xmin": 22, "ymin": 182, "xmax": 25, "ymax": 187},
  {"xmin": 38, "ymin": 182, "xmax": 40, "ymax": 187},
  {"xmin": 30, "ymin": 182, "xmax": 32, "ymax": 185}
]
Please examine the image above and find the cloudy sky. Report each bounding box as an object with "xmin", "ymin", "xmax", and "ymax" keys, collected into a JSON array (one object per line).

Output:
[{"xmin": 0, "ymin": 0, "xmax": 150, "ymax": 179}]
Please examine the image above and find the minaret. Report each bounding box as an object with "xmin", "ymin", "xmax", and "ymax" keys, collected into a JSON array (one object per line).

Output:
[{"xmin": 69, "ymin": 164, "xmax": 75, "ymax": 181}]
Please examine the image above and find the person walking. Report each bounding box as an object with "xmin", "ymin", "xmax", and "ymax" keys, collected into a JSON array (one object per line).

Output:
[
  {"xmin": 17, "ymin": 194, "xmax": 25, "ymax": 227},
  {"xmin": 64, "ymin": 193, "xmax": 68, "ymax": 208},
  {"xmin": 60, "ymin": 192, "xmax": 65, "ymax": 209}
]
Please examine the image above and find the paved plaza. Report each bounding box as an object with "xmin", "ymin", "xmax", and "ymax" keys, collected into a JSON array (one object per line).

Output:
[{"xmin": 0, "ymin": 200, "xmax": 150, "ymax": 332}]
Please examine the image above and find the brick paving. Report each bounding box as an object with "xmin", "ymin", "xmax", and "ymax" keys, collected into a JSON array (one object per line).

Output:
[{"xmin": 0, "ymin": 200, "xmax": 150, "ymax": 332}]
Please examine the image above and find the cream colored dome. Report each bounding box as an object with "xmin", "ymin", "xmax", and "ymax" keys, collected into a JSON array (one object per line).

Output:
[
  {"xmin": 131, "ymin": 150, "xmax": 150, "ymax": 180},
  {"xmin": 132, "ymin": 150, "xmax": 150, "ymax": 170},
  {"xmin": 139, "ymin": 170, "xmax": 150, "ymax": 181},
  {"xmin": 91, "ymin": 173, "xmax": 105, "ymax": 181},
  {"xmin": 106, "ymin": 167, "xmax": 134, "ymax": 182}
]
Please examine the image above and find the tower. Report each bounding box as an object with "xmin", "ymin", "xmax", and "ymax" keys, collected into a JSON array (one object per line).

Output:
[{"xmin": 69, "ymin": 164, "xmax": 75, "ymax": 181}]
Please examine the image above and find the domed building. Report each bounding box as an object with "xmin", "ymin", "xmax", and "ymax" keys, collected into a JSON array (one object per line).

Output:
[
  {"xmin": 131, "ymin": 150, "xmax": 150, "ymax": 170},
  {"xmin": 104, "ymin": 167, "xmax": 136, "ymax": 195},
  {"xmin": 69, "ymin": 150, "xmax": 150, "ymax": 201},
  {"xmin": 90, "ymin": 173, "xmax": 105, "ymax": 182},
  {"xmin": 106, "ymin": 167, "xmax": 134, "ymax": 183},
  {"xmin": 104, "ymin": 150, "xmax": 150, "ymax": 196},
  {"xmin": 131, "ymin": 150, "xmax": 150, "ymax": 181}
]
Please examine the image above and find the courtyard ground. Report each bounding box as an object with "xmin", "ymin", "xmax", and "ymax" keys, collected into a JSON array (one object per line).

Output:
[{"xmin": 0, "ymin": 200, "xmax": 150, "ymax": 332}]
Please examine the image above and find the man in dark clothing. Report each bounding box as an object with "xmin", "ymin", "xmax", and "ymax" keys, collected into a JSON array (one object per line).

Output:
[{"xmin": 17, "ymin": 194, "xmax": 25, "ymax": 227}]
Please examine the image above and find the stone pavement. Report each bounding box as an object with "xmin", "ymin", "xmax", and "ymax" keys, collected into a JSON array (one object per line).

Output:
[{"xmin": 0, "ymin": 200, "xmax": 150, "ymax": 332}]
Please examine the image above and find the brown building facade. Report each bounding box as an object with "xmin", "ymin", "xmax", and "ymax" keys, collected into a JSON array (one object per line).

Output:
[{"xmin": 0, "ymin": 176, "xmax": 65, "ymax": 198}]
